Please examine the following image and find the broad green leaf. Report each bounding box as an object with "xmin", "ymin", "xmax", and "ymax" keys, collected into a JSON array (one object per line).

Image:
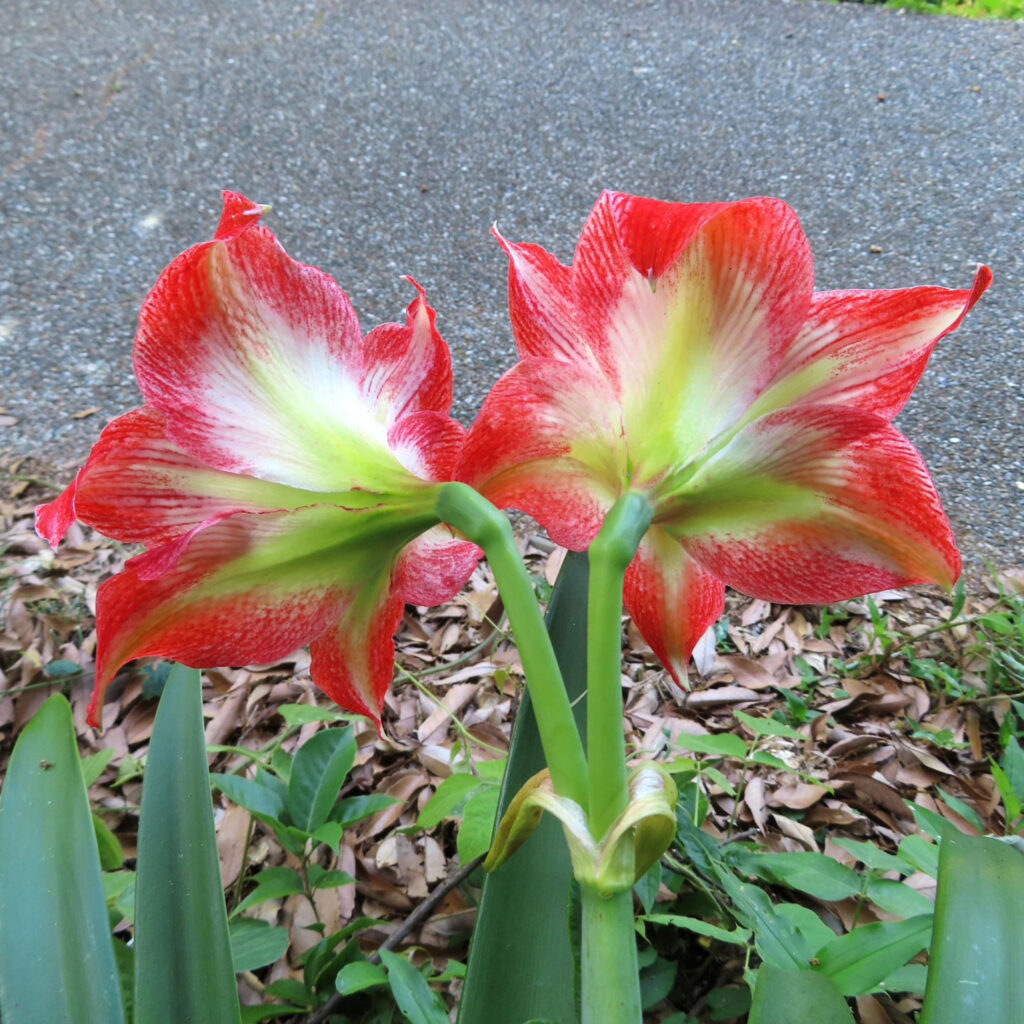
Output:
[
  {"xmin": 457, "ymin": 786, "xmax": 501, "ymax": 862},
  {"xmin": 269, "ymin": 745, "xmax": 293, "ymax": 784},
  {"xmin": 813, "ymin": 916, "xmax": 932, "ymax": 996},
  {"xmin": 256, "ymin": 764, "xmax": 288, "ymax": 804},
  {"xmin": 908, "ymin": 801, "xmax": 947, "ymax": 842},
  {"xmin": 748, "ymin": 966, "xmax": 854, "ymax": 1024},
  {"xmin": 229, "ymin": 918, "xmax": 290, "ymax": 971},
  {"xmin": 81, "ymin": 747, "xmax": 117, "ymax": 788},
  {"xmin": 103, "ymin": 870, "xmax": 137, "ymax": 925},
  {"xmin": 731, "ymin": 850, "xmax": 862, "ymax": 902},
  {"xmin": 230, "ymin": 866, "xmax": 305, "ymax": 917},
  {"xmin": 832, "ymin": 838, "xmax": 910, "ymax": 875},
  {"xmin": 277, "ymin": 703, "xmax": 352, "ymax": 726},
  {"xmin": 286, "ymin": 726, "xmax": 357, "ymax": 832},
  {"xmin": 414, "ymin": 772, "xmax": 486, "ymax": 830},
  {"xmin": 716, "ymin": 870, "xmax": 810, "ymax": 968},
  {"xmin": 919, "ymin": 831, "xmax": 1024, "ymax": 1023},
  {"xmin": 634, "ymin": 860, "xmax": 662, "ymax": 915},
  {"xmin": 878, "ymin": 962, "xmax": 927, "ymax": 995},
  {"xmin": 774, "ymin": 903, "xmax": 838, "ymax": 956},
  {"xmin": 734, "ymin": 710, "xmax": 805, "ymax": 740},
  {"xmin": 642, "ymin": 914, "xmax": 751, "ymax": 946},
  {"xmin": 333, "ymin": 793, "xmax": 399, "ymax": 828},
  {"xmin": 93, "ymin": 812, "xmax": 125, "ymax": 870},
  {"xmin": 308, "ymin": 865, "xmax": 355, "ymax": 890},
  {"xmin": 672, "ymin": 732, "xmax": 749, "ymax": 758},
  {"xmin": 240, "ymin": 1007, "xmax": 304, "ymax": 1023},
  {"xmin": 134, "ymin": 665, "xmax": 241, "ymax": 1024},
  {"xmin": 476, "ymin": 757, "xmax": 508, "ymax": 780},
  {"xmin": 213, "ymin": 771, "xmax": 287, "ymax": 819},
  {"xmin": 0, "ymin": 694, "xmax": 125, "ymax": 1024},
  {"xmin": 459, "ymin": 551, "xmax": 589, "ymax": 1024},
  {"xmin": 748, "ymin": 750, "xmax": 791, "ymax": 770},
  {"xmin": 381, "ymin": 950, "xmax": 449, "ymax": 1024},
  {"xmin": 990, "ymin": 760, "xmax": 1022, "ymax": 825},
  {"xmin": 706, "ymin": 985, "xmax": 751, "ymax": 1020},
  {"xmin": 935, "ymin": 787, "xmax": 985, "ymax": 833},
  {"xmin": 898, "ymin": 834, "xmax": 939, "ymax": 877},
  {"xmin": 639, "ymin": 954, "xmax": 676, "ymax": 1011},
  {"xmin": 309, "ymin": 820, "xmax": 344, "ymax": 850},
  {"xmin": 264, "ymin": 978, "xmax": 315, "ymax": 1006},
  {"xmin": 1003, "ymin": 737, "xmax": 1024, "ymax": 798},
  {"xmin": 335, "ymin": 960, "xmax": 388, "ymax": 995},
  {"xmin": 865, "ymin": 877, "xmax": 934, "ymax": 918}
]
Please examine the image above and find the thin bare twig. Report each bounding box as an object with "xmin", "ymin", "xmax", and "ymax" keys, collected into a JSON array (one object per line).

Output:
[{"xmin": 303, "ymin": 854, "xmax": 485, "ymax": 1024}]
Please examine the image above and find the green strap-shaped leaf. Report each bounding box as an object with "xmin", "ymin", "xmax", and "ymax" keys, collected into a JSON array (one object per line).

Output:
[
  {"xmin": 133, "ymin": 664, "xmax": 242, "ymax": 1024},
  {"xmin": 919, "ymin": 831, "xmax": 1024, "ymax": 1023},
  {"xmin": 459, "ymin": 551, "xmax": 590, "ymax": 1024},
  {"xmin": 748, "ymin": 967, "xmax": 854, "ymax": 1024},
  {"xmin": 0, "ymin": 694, "xmax": 125, "ymax": 1024}
]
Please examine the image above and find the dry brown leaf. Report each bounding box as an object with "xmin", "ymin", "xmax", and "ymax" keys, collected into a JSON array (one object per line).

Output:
[
  {"xmin": 744, "ymin": 776, "xmax": 767, "ymax": 832},
  {"xmin": 217, "ymin": 804, "xmax": 252, "ymax": 890},
  {"xmin": 771, "ymin": 782, "xmax": 829, "ymax": 810}
]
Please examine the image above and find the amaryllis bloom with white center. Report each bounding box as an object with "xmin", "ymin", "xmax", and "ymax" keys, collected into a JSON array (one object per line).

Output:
[
  {"xmin": 37, "ymin": 193, "xmax": 479, "ymax": 728},
  {"xmin": 459, "ymin": 191, "xmax": 990, "ymax": 687}
]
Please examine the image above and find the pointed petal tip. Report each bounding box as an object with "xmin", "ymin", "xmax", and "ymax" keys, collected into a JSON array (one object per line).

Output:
[
  {"xmin": 34, "ymin": 473, "xmax": 81, "ymax": 547},
  {"xmin": 215, "ymin": 191, "xmax": 271, "ymax": 240},
  {"xmin": 401, "ymin": 274, "xmax": 427, "ymax": 301},
  {"xmin": 968, "ymin": 263, "xmax": 993, "ymax": 305},
  {"xmin": 85, "ymin": 687, "xmax": 104, "ymax": 730}
]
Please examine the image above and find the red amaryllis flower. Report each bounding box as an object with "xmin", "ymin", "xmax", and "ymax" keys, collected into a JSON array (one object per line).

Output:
[
  {"xmin": 37, "ymin": 193, "xmax": 479, "ymax": 727},
  {"xmin": 459, "ymin": 191, "xmax": 990, "ymax": 687}
]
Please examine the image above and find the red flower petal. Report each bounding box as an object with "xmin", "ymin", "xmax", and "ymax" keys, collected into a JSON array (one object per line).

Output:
[
  {"xmin": 388, "ymin": 412, "xmax": 466, "ymax": 482},
  {"xmin": 215, "ymin": 191, "xmax": 271, "ymax": 240},
  {"xmin": 573, "ymin": 194, "xmax": 813, "ymax": 410},
  {"xmin": 35, "ymin": 471, "xmax": 81, "ymax": 547},
  {"xmin": 38, "ymin": 407, "xmax": 326, "ymax": 547},
  {"xmin": 134, "ymin": 196, "xmax": 448, "ymax": 494},
  {"xmin": 458, "ymin": 358, "xmax": 626, "ymax": 550},
  {"xmin": 624, "ymin": 529, "xmax": 725, "ymax": 689},
  {"xmin": 394, "ymin": 525, "xmax": 481, "ymax": 607},
  {"xmin": 671, "ymin": 405, "xmax": 960, "ymax": 601},
  {"xmin": 89, "ymin": 503, "xmax": 425, "ymax": 727},
  {"xmin": 361, "ymin": 278, "xmax": 453, "ymax": 423},
  {"xmin": 309, "ymin": 588, "xmax": 406, "ymax": 727},
  {"xmin": 495, "ymin": 231, "xmax": 591, "ymax": 365},
  {"xmin": 758, "ymin": 265, "xmax": 992, "ymax": 420}
]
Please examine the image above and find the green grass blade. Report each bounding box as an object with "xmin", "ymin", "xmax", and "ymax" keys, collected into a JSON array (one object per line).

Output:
[
  {"xmin": 133, "ymin": 665, "xmax": 242, "ymax": 1024},
  {"xmin": 0, "ymin": 694, "xmax": 125, "ymax": 1024},
  {"xmin": 459, "ymin": 551, "xmax": 590, "ymax": 1024},
  {"xmin": 919, "ymin": 831, "xmax": 1024, "ymax": 1023},
  {"xmin": 748, "ymin": 966, "xmax": 854, "ymax": 1024}
]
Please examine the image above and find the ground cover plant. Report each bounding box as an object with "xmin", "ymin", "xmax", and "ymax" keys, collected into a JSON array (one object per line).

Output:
[
  {"xmin": 827, "ymin": 0, "xmax": 1024, "ymax": 20},
  {"xmin": 0, "ymin": 191, "xmax": 1019, "ymax": 1023},
  {"xmin": 2, "ymin": 487, "xmax": 1022, "ymax": 1022}
]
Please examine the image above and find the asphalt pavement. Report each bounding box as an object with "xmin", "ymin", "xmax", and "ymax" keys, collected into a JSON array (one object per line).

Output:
[{"xmin": 1, "ymin": 0, "xmax": 1021, "ymax": 566}]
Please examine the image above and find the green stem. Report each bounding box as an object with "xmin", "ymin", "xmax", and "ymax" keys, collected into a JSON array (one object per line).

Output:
[
  {"xmin": 436, "ymin": 483, "xmax": 588, "ymax": 807},
  {"xmin": 579, "ymin": 492, "xmax": 652, "ymax": 1024},
  {"xmin": 580, "ymin": 887, "xmax": 643, "ymax": 1024},
  {"xmin": 586, "ymin": 492, "xmax": 653, "ymax": 837}
]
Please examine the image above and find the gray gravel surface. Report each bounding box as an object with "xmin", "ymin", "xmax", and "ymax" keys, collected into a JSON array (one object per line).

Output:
[{"xmin": 2, "ymin": 0, "xmax": 1021, "ymax": 566}]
